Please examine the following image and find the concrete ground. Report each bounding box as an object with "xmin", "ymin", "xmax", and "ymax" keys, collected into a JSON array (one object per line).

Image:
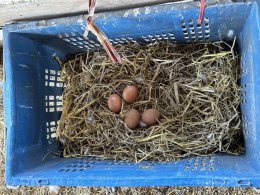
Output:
[{"xmin": 0, "ymin": 51, "xmax": 258, "ymax": 194}]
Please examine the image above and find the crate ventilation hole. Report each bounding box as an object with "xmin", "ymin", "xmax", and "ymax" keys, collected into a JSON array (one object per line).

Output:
[
  {"xmin": 183, "ymin": 156, "xmax": 215, "ymax": 172},
  {"xmin": 46, "ymin": 120, "xmax": 59, "ymax": 139},
  {"xmin": 57, "ymin": 18, "xmax": 210, "ymax": 49},
  {"xmin": 181, "ymin": 18, "xmax": 210, "ymax": 43},
  {"xmin": 58, "ymin": 161, "xmax": 95, "ymax": 172},
  {"xmin": 45, "ymin": 95, "xmax": 62, "ymax": 113},
  {"xmin": 45, "ymin": 69, "xmax": 64, "ymax": 88},
  {"xmin": 56, "ymin": 157, "xmax": 216, "ymax": 173}
]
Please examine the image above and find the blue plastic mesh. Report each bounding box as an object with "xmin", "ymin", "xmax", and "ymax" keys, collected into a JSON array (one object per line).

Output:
[{"xmin": 4, "ymin": 0, "xmax": 260, "ymax": 187}]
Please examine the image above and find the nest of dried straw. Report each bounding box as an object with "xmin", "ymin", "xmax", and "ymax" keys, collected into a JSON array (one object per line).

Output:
[{"xmin": 57, "ymin": 41, "xmax": 244, "ymax": 162}]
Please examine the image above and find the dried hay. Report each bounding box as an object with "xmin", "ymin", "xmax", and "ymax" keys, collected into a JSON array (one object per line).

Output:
[{"xmin": 57, "ymin": 40, "xmax": 244, "ymax": 162}]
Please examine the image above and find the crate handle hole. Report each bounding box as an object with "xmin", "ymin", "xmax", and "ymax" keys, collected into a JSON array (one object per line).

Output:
[
  {"xmin": 238, "ymin": 180, "xmax": 251, "ymax": 186},
  {"xmin": 37, "ymin": 179, "xmax": 49, "ymax": 185}
]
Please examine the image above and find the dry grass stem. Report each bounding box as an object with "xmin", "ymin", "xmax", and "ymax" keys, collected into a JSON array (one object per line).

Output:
[{"xmin": 57, "ymin": 41, "xmax": 244, "ymax": 162}]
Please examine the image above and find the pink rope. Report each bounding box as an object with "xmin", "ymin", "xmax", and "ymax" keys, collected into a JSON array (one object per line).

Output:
[
  {"xmin": 84, "ymin": 0, "xmax": 122, "ymax": 63},
  {"xmin": 198, "ymin": 0, "xmax": 205, "ymax": 25}
]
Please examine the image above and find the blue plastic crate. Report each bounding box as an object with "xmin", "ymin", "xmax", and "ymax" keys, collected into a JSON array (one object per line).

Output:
[{"xmin": 3, "ymin": 0, "xmax": 260, "ymax": 187}]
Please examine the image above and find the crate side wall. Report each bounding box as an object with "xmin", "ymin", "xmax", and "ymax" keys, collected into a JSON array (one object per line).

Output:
[
  {"xmin": 239, "ymin": 2, "xmax": 260, "ymax": 170},
  {"xmin": 4, "ymin": 32, "xmax": 65, "ymax": 183}
]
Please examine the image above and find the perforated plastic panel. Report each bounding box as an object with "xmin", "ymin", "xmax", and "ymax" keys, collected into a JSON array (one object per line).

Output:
[{"xmin": 56, "ymin": 18, "xmax": 210, "ymax": 50}]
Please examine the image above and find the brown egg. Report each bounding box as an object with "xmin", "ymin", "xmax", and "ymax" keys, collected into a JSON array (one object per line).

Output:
[
  {"xmin": 142, "ymin": 109, "xmax": 160, "ymax": 126},
  {"xmin": 122, "ymin": 85, "xmax": 138, "ymax": 103},
  {"xmin": 107, "ymin": 94, "xmax": 122, "ymax": 113},
  {"xmin": 124, "ymin": 109, "xmax": 141, "ymax": 129}
]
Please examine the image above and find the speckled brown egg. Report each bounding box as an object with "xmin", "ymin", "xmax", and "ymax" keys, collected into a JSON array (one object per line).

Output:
[
  {"xmin": 142, "ymin": 109, "xmax": 160, "ymax": 126},
  {"xmin": 124, "ymin": 109, "xmax": 141, "ymax": 129},
  {"xmin": 122, "ymin": 85, "xmax": 138, "ymax": 103},
  {"xmin": 107, "ymin": 94, "xmax": 122, "ymax": 113}
]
